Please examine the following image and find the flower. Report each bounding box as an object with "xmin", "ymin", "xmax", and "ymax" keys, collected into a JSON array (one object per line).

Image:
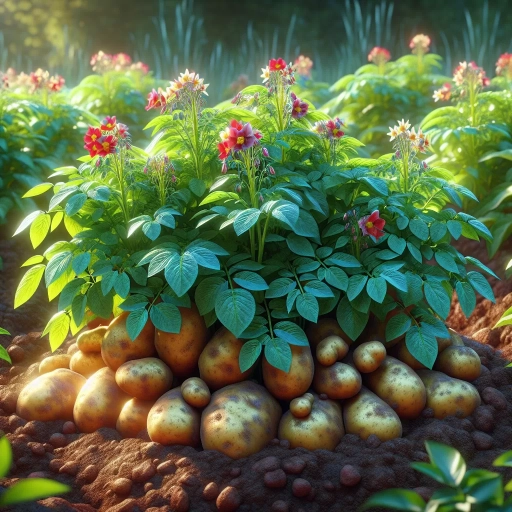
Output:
[
  {"xmin": 453, "ymin": 61, "xmax": 488, "ymax": 88},
  {"xmin": 146, "ymin": 88, "xmax": 166, "ymax": 111},
  {"xmin": 268, "ymin": 166, "xmax": 275, "ymax": 175},
  {"xmin": 30, "ymin": 68, "xmax": 49, "ymax": 90},
  {"xmin": 368, "ymin": 47, "xmax": 391, "ymax": 64},
  {"xmin": 291, "ymin": 92, "xmax": 309, "ymax": 119},
  {"xmin": 101, "ymin": 116, "xmax": 117, "ymax": 132},
  {"xmin": 433, "ymin": 83, "xmax": 452, "ymax": 102},
  {"xmin": 97, "ymin": 135, "xmax": 117, "ymax": 157},
  {"xmin": 218, "ymin": 141, "xmax": 231, "ymax": 161},
  {"xmin": 130, "ymin": 61, "xmax": 150, "ymax": 74},
  {"xmin": 269, "ymin": 58, "xmax": 287, "ymax": 71},
  {"xmin": 408, "ymin": 127, "xmax": 418, "ymax": 143},
  {"xmin": 221, "ymin": 161, "xmax": 228, "ymax": 174},
  {"xmin": 496, "ymin": 53, "xmax": 512, "ymax": 78},
  {"xmin": 409, "ymin": 34, "xmax": 431, "ymax": 54},
  {"xmin": 117, "ymin": 123, "xmax": 130, "ymax": 140},
  {"xmin": 293, "ymin": 55, "xmax": 313, "ymax": 78},
  {"xmin": 397, "ymin": 119, "xmax": 411, "ymax": 134},
  {"xmin": 169, "ymin": 69, "xmax": 209, "ymax": 96},
  {"xmin": 227, "ymin": 121, "xmax": 258, "ymax": 151},
  {"xmin": 48, "ymin": 75, "xmax": 65, "ymax": 92},
  {"xmin": 358, "ymin": 211, "xmax": 386, "ymax": 239},
  {"xmin": 260, "ymin": 66, "xmax": 270, "ymax": 83},
  {"xmin": 262, "ymin": 147, "xmax": 269, "ymax": 158},
  {"xmin": 387, "ymin": 126, "xmax": 399, "ymax": 141},
  {"xmin": 84, "ymin": 127, "xmax": 102, "ymax": 146}
]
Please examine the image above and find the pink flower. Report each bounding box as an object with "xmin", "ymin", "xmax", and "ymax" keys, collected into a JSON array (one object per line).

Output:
[
  {"xmin": 326, "ymin": 119, "xmax": 344, "ymax": 138},
  {"xmin": 358, "ymin": 211, "xmax": 386, "ymax": 239},
  {"xmin": 433, "ymin": 82, "xmax": 452, "ymax": 102},
  {"xmin": 291, "ymin": 92, "xmax": 308, "ymax": 119},
  {"xmin": 293, "ymin": 55, "xmax": 313, "ymax": 78},
  {"xmin": 262, "ymin": 147, "xmax": 269, "ymax": 157},
  {"xmin": 268, "ymin": 166, "xmax": 275, "ymax": 175},
  {"xmin": 48, "ymin": 75, "xmax": 65, "ymax": 92},
  {"xmin": 227, "ymin": 121, "xmax": 258, "ymax": 151},
  {"xmin": 117, "ymin": 123, "xmax": 130, "ymax": 139},
  {"xmin": 218, "ymin": 141, "xmax": 231, "ymax": 161},
  {"xmin": 409, "ymin": 34, "xmax": 431, "ymax": 55},
  {"xmin": 221, "ymin": 161, "xmax": 228, "ymax": 174},
  {"xmin": 97, "ymin": 135, "xmax": 117, "ymax": 157},
  {"xmin": 496, "ymin": 53, "xmax": 512, "ymax": 78},
  {"xmin": 269, "ymin": 58, "xmax": 287, "ymax": 71},
  {"xmin": 101, "ymin": 116, "xmax": 117, "ymax": 132},
  {"xmin": 146, "ymin": 88, "xmax": 166, "ymax": 111},
  {"xmin": 368, "ymin": 47, "xmax": 391, "ymax": 64}
]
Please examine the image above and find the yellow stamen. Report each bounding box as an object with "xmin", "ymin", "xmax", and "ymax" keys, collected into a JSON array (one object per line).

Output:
[
  {"xmin": 366, "ymin": 221, "xmax": 374, "ymax": 228},
  {"xmin": 237, "ymin": 136, "xmax": 245, "ymax": 144}
]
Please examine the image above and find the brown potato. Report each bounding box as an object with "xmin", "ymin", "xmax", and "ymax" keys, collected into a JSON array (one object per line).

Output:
[
  {"xmin": 353, "ymin": 341, "xmax": 387, "ymax": 373},
  {"xmin": 70, "ymin": 350, "xmax": 106, "ymax": 378},
  {"xmin": 115, "ymin": 357, "xmax": 172, "ymax": 400},
  {"xmin": 289, "ymin": 393, "xmax": 314, "ymax": 418},
  {"xmin": 434, "ymin": 346, "xmax": 481, "ymax": 381},
  {"xmin": 313, "ymin": 362, "xmax": 362, "ymax": 399},
  {"xmin": 76, "ymin": 326, "xmax": 107, "ymax": 353},
  {"xmin": 39, "ymin": 354, "xmax": 71, "ymax": 374},
  {"xmin": 198, "ymin": 328, "xmax": 254, "ymax": 390},
  {"xmin": 154, "ymin": 304, "xmax": 209, "ymax": 379},
  {"xmin": 279, "ymin": 394, "xmax": 344, "ymax": 450},
  {"xmin": 101, "ymin": 311, "xmax": 156, "ymax": 371},
  {"xmin": 181, "ymin": 377, "xmax": 211, "ymax": 408},
  {"xmin": 16, "ymin": 369, "xmax": 86, "ymax": 421},
  {"xmin": 73, "ymin": 367, "xmax": 131, "ymax": 433},
  {"xmin": 417, "ymin": 370, "xmax": 481, "ymax": 419},
  {"xmin": 306, "ymin": 318, "xmax": 349, "ymax": 348},
  {"xmin": 263, "ymin": 344, "xmax": 314, "ymax": 401},
  {"xmin": 67, "ymin": 343, "xmax": 79, "ymax": 356},
  {"xmin": 116, "ymin": 398, "xmax": 154, "ymax": 438},
  {"xmin": 201, "ymin": 381, "xmax": 281, "ymax": 459},
  {"xmin": 343, "ymin": 387, "xmax": 402, "ymax": 441},
  {"xmin": 365, "ymin": 356, "xmax": 426, "ymax": 419},
  {"xmin": 147, "ymin": 388, "xmax": 201, "ymax": 447},
  {"xmin": 316, "ymin": 336, "xmax": 349, "ymax": 366}
]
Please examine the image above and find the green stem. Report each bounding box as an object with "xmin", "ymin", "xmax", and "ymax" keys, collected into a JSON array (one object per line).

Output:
[
  {"xmin": 258, "ymin": 214, "xmax": 271, "ymax": 264},
  {"xmin": 264, "ymin": 300, "xmax": 274, "ymax": 338},
  {"xmin": 191, "ymin": 97, "xmax": 202, "ymax": 180}
]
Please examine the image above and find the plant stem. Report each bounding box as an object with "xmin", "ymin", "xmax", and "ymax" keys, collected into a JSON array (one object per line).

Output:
[{"xmin": 264, "ymin": 299, "xmax": 274, "ymax": 338}]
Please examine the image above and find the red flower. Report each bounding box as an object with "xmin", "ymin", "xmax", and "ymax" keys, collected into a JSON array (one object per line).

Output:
[
  {"xmin": 269, "ymin": 58, "xmax": 287, "ymax": 71},
  {"xmin": 368, "ymin": 47, "xmax": 391, "ymax": 64},
  {"xmin": 84, "ymin": 127, "xmax": 102, "ymax": 146},
  {"xmin": 117, "ymin": 123, "xmax": 130, "ymax": 139},
  {"xmin": 291, "ymin": 92, "xmax": 308, "ymax": 119},
  {"xmin": 254, "ymin": 129, "xmax": 263, "ymax": 140},
  {"xmin": 97, "ymin": 135, "xmax": 117, "ymax": 157},
  {"xmin": 227, "ymin": 121, "xmax": 258, "ymax": 151},
  {"xmin": 48, "ymin": 75, "xmax": 65, "ymax": 92},
  {"xmin": 326, "ymin": 120, "xmax": 344, "ymax": 138},
  {"xmin": 146, "ymin": 88, "xmax": 166, "ymax": 111},
  {"xmin": 218, "ymin": 141, "xmax": 231, "ymax": 160},
  {"xmin": 358, "ymin": 211, "xmax": 386, "ymax": 239},
  {"xmin": 230, "ymin": 119, "xmax": 243, "ymax": 131},
  {"xmin": 101, "ymin": 116, "xmax": 117, "ymax": 132}
]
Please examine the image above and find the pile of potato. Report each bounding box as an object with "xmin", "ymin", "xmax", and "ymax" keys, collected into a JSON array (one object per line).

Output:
[{"xmin": 16, "ymin": 308, "xmax": 483, "ymax": 459}]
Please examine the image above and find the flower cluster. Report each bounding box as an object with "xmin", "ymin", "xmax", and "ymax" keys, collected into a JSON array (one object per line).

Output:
[
  {"xmin": 290, "ymin": 92, "xmax": 308, "ymax": 119},
  {"xmin": 293, "ymin": 55, "xmax": 313, "ymax": 78},
  {"xmin": 313, "ymin": 117, "xmax": 345, "ymax": 139},
  {"xmin": 143, "ymin": 154, "xmax": 177, "ymax": 206},
  {"xmin": 433, "ymin": 82, "xmax": 452, "ymax": 102},
  {"xmin": 453, "ymin": 61, "xmax": 490, "ymax": 88},
  {"xmin": 218, "ymin": 120, "xmax": 262, "ymax": 163},
  {"xmin": 1, "ymin": 67, "xmax": 65, "ymax": 93},
  {"xmin": 261, "ymin": 57, "xmax": 296, "ymax": 91},
  {"xmin": 496, "ymin": 53, "xmax": 512, "ymax": 79},
  {"xmin": 387, "ymin": 119, "xmax": 430, "ymax": 154},
  {"xmin": 90, "ymin": 51, "xmax": 149, "ymax": 74},
  {"xmin": 84, "ymin": 116, "xmax": 130, "ymax": 158},
  {"xmin": 409, "ymin": 34, "xmax": 431, "ymax": 55},
  {"xmin": 368, "ymin": 47, "xmax": 391, "ymax": 65}
]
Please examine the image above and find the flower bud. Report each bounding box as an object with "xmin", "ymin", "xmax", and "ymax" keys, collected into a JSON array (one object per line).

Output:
[
  {"xmin": 254, "ymin": 158, "xmax": 260, "ymax": 167},
  {"xmin": 422, "ymin": 160, "xmax": 428, "ymax": 169},
  {"xmin": 96, "ymin": 158, "xmax": 101, "ymax": 168},
  {"xmin": 143, "ymin": 166, "xmax": 148, "ymax": 174},
  {"xmin": 262, "ymin": 147, "xmax": 269, "ymax": 158},
  {"xmin": 221, "ymin": 161, "xmax": 228, "ymax": 174},
  {"xmin": 259, "ymin": 194, "xmax": 264, "ymax": 203},
  {"xmin": 171, "ymin": 174, "xmax": 177, "ymax": 183},
  {"xmin": 235, "ymin": 184, "xmax": 242, "ymax": 193},
  {"xmin": 343, "ymin": 213, "xmax": 347, "ymax": 221},
  {"xmin": 395, "ymin": 150, "xmax": 401, "ymax": 158},
  {"xmin": 268, "ymin": 166, "xmax": 275, "ymax": 175}
]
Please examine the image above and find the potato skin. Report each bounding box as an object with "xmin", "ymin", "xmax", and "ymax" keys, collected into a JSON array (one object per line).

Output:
[
  {"xmin": 73, "ymin": 367, "xmax": 131, "ymax": 433},
  {"xmin": 279, "ymin": 395, "xmax": 344, "ymax": 450},
  {"xmin": 181, "ymin": 377, "xmax": 211, "ymax": 408},
  {"xmin": 353, "ymin": 341, "xmax": 387, "ymax": 373},
  {"xmin": 154, "ymin": 304, "xmax": 209, "ymax": 379},
  {"xmin": 434, "ymin": 346, "xmax": 481, "ymax": 381},
  {"xmin": 313, "ymin": 362, "xmax": 362, "ymax": 400},
  {"xmin": 39, "ymin": 354, "xmax": 71, "ymax": 374},
  {"xmin": 417, "ymin": 370, "xmax": 481, "ymax": 419},
  {"xmin": 116, "ymin": 398, "xmax": 154, "ymax": 438},
  {"xmin": 115, "ymin": 357, "xmax": 172, "ymax": 400},
  {"xmin": 76, "ymin": 326, "xmax": 107, "ymax": 353},
  {"xmin": 70, "ymin": 350, "xmax": 106, "ymax": 378},
  {"xmin": 343, "ymin": 387, "xmax": 402, "ymax": 441},
  {"xmin": 16, "ymin": 369, "xmax": 86, "ymax": 421},
  {"xmin": 147, "ymin": 388, "xmax": 201, "ymax": 447},
  {"xmin": 290, "ymin": 393, "xmax": 314, "ymax": 418},
  {"xmin": 306, "ymin": 318, "xmax": 349, "ymax": 348},
  {"xmin": 316, "ymin": 336, "xmax": 349, "ymax": 366},
  {"xmin": 392, "ymin": 341, "xmax": 426, "ymax": 370},
  {"xmin": 365, "ymin": 356, "xmax": 426, "ymax": 419},
  {"xmin": 263, "ymin": 344, "xmax": 314, "ymax": 401},
  {"xmin": 199, "ymin": 328, "xmax": 254, "ymax": 390},
  {"xmin": 101, "ymin": 311, "xmax": 156, "ymax": 371},
  {"xmin": 67, "ymin": 343, "xmax": 79, "ymax": 356},
  {"xmin": 201, "ymin": 381, "xmax": 282, "ymax": 459}
]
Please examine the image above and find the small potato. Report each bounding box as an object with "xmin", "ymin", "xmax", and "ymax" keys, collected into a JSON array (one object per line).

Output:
[
  {"xmin": 67, "ymin": 343, "xmax": 79, "ymax": 356},
  {"xmin": 343, "ymin": 387, "xmax": 402, "ymax": 441},
  {"xmin": 392, "ymin": 341, "xmax": 426, "ymax": 370},
  {"xmin": 16, "ymin": 369, "xmax": 86, "ymax": 421},
  {"xmin": 353, "ymin": 341, "xmax": 386, "ymax": 373},
  {"xmin": 365, "ymin": 356, "xmax": 426, "ymax": 419},
  {"xmin": 76, "ymin": 326, "xmax": 107, "ymax": 353},
  {"xmin": 116, "ymin": 398, "xmax": 154, "ymax": 438},
  {"xmin": 147, "ymin": 388, "xmax": 201, "ymax": 447},
  {"xmin": 313, "ymin": 362, "xmax": 362, "ymax": 400},
  {"xmin": 279, "ymin": 394, "xmax": 344, "ymax": 451},
  {"xmin": 417, "ymin": 370, "xmax": 481, "ymax": 419},
  {"xmin": 290, "ymin": 393, "xmax": 314, "ymax": 418},
  {"xmin": 306, "ymin": 318, "xmax": 349, "ymax": 348},
  {"xmin": 316, "ymin": 336, "xmax": 349, "ymax": 366},
  {"xmin": 434, "ymin": 346, "xmax": 481, "ymax": 381},
  {"xmin": 115, "ymin": 358, "xmax": 172, "ymax": 401},
  {"xmin": 181, "ymin": 378, "xmax": 211, "ymax": 408},
  {"xmin": 70, "ymin": 350, "xmax": 106, "ymax": 378},
  {"xmin": 39, "ymin": 354, "xmax": 71, "ymax": 374}
]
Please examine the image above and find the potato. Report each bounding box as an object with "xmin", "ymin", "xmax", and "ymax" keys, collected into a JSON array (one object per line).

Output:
[
  {"xmin": 16, "ymin": 369, "xmax": 86, "ymax": 421},
  {"xmin": 199, "ymin": 328, "xmax": 254, "ymax": 390},
  {"xmin": 449, "ymin": 328, "xmax": 464, "ymax": 346},
  {"xmin": 116, "ymin": 398, "xmax": 154, "ymax": 438},
  {"xmin": 73, "ymin": 367, "xmax": 131, "ymax": 433},
  {"xmin": 70, "ymin": 350, "xmax": 106, "ymax": 378},
  {"xmin": 392, "ymin": 341, "xmax": 426, "ymax": 371},
  {"xmin": 434, "ymin": 346, "xmax": 481, "ymax": 381},
  {"xmin": 343, "ymin": 387, "xmax": 402, "ymax": 441},
  {"xmin": 201, "ymin": 381, "xmax": 281, "ymax": 459},
  {"xmin": 76, "ymin": 326, "xmax": 107, "ymax": 353},
  {"xmin": 181, "ymin": 377, "xmax": 211, "ymax": 408},
  {"xmin": 147, "ymin": 388, "xmax": 201, "ymax": 447},
  {"xmin": 263, "ymin": 344, "xmax": 314, "ymax": 401},
  {"xmin": 365, "ymin": 356, "xmax": 426, "ymax": 419},
  {"xmin": 101, "ymin": 311, "xmax": 156, "ymax": 371},
  {"xmin": 313, "ymin": 362, "xmax": 361, "ymax": 399},
  {"xmin": 115, "ymin": 357, "xmax": 172, "ymax": 400},
  {"xmin": 289, "ymin": 393, "xmax": 314, "ymax": 418},
  {"xmin": 67, "ymin": 343, "xmax": 79, "ymax": 356},
  {"xmin": 316, "ymin": 336, "xmax": 349, "ymax": 366},
  {"xmin": 306, "ymin": 318, "xmax": 349, "ymax": 348},
  {"xmin": 154, "ymin": 304, "xmax": 209, "ymax": 380},
  {"xmin": 39, "ymin": 354, "xmax": 71, "ymax": 374},
  {"xmin": 417, "ymin": 370, "xmax": 481, "ymax": 419},
  {"xmin": 279, "ymin": 394, "xmax": 344, "ymax": 450},
  {"xmin": 353, "ymin": 341, "xmax": 386, "ymax": 373}
]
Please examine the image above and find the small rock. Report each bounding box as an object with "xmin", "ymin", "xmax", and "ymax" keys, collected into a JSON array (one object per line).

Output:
[
  {"xmin": 282, "ymin": 456, "xmax": 306, "ymax": 474},
  {"xmin": 178, "ymin": 474, "xmax": 200, "ymax": 487},
  {"xmin": 230, "ymin": 467, "xmax": 241, "ymax": 477},
  {"xmin": 340, "ymin": 465, "xmax": 361, "ymax": 486},
  {"xmin": 30, "ymin": 442, "xmax": 46, "ymax": 456},
  {"xmin": 323, "ymin": 481, "xmax": 335, "ymax": 491},
  {"xmin": 292, "ymin": 478, "xmax": 312, "ymax": 498},
  {"xmin": 228, "ymin": 477, "xmax": 243, "ymax": 488},
  {"xmin": 365, "ymin": 434, "xmax": 381, "ymax": 448},
  {"xmin": 271, "ymin": 500, "xmax": 289, "ymax": 512},
  {"xmin": 143, "ymin": 442, "xmax": 161, "ymax": 459},
  {"xmin": 472, "ymin": 431, "xmax": 494, "ymax": 450},
  {"xmin": 81, "ymin": 465, "xmax": 99, "ymax": 483},
  {"xmin": 157, "ymin": 460, "xmax": 176, "ymax": 475},
  {"xmin": 169, "ymin": 485, "xmax": 189, "ymax": 512},
  {"xmin": 279, "ymin": 439, "xmax": 290, "ymax": 449},
  {"xmin": 49, "ymin": 459, "xmax": 64, "ymax": 472},
  {"xmin": 112, "ymin": 478, "xmax": 133, "ymax": 495},
  {"xmin": 23, "ymin": 421, "xmax": 39, "ymax": 437},
  {"xmin": 8, "ymin": 415, "xmax": 26, "ymax": 430},
  {"xmin": 264, "ymin": 469, "xmax": 287, "ymax": 489},
  {"xmin": 216, "ymin": 486, "xmax": 241, "ymax": 512},
  {"xmin": 270, "ymin": 438, "xmax": 280, "ymax": 446},
  {"xmin": 473, "ymin": 406, "xmax": 494, "ymax": 432},
  {"xmin": 413, "ymin": 451, "xmax": 429, "ymax": 462},
  {"xmin": 43, "ymin": 443, "xmax": 54, "ymax": 453},
  {"xmin": 7, "ymin": 345, "xmax": 25, "ymax": 364},
  {"xmin": 59, "ymin": 461, "xmax": 79, "ymax": 476},
  {"xmin": 482, "ymin": 388, "xmax": 507, "ymax": 410},
  {"xmin": 28, "ymin": 471, "xmax": 48, "ymax": 478},
  {"xmin": 49, "ymin": 433, "xmax": 67, "ymax": 448},
  {"xmin": 62, "ymin": 421, "xmax": 76, "ymax": 435},
  {"xmin": 202, "ymin": 482, "xmax": 219, "ymax": 501},
  {"xmin": 176, "ymin": 457, "xmax": 193, "ymax": 468},
  {"xmin": 132, "ymin": 460, "xmax": 156, "ymax": 483},
  {"xmin": 144, "ymin": 482, "xmax": 154, "ymax": 492},
  {"xmin": 252, "ymin": 456, "xmax": 280, "ymax": 473}
]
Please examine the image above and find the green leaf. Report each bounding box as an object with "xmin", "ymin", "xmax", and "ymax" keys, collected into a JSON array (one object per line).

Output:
[
  {"xmin": 71, "ymin": 294, "xmax": 87, "ymax": 326},
  {"xmin": 65, "ymin": 193, "xmax": 87, "ymax": 216},
  {"xmin": 87, "ymin": 283, "xmax": 114, "ymax": 318},
  {"xmin": 147, "ymin": 249, "xmax": 174, "ymax": 277},
  {"xmin": 425, "ymin": 440, "xmax": 466, "ymax": 486},
  {"xmin": 189, "ymin": 178, "xmax": 207, "ymax": 197},
  {"xmin": 380, "ymin": 270, "xmax": 407, "ymax": 292},
  {"xmin": 43, "ymin": 311, "xmax": 70, "ymax": 351},
  {"xmin": 465, "ymin": 256, "xmax": 499, "ymax": 279},
  {"xmin": 14, "ymin": 264, "xmax": 45, "ymax": 308},
  {"xmin": 239, "ymin": 339, "xmax": 262, "ymax": 372},
  {"xmin": 456, "ymin": 281, "xmax": 476, "ymax": 318},
  {"xmin": 0, "ymin": 478, "xmax": 70, "ymax": 506},
  {"xmin": 271, "ymin": 201, "xmax": 300, "ymax": 228},
  {"xmin": 447, "ymin": 220, "xmax": 462, "ymax": 240},
  {"xmin": 424, "ymin": 281, "xmax": 451, "ymax": 319},
  {"xmin": 195, "ymin": 277, "xmax": 227, "ymax": 315},
  {"xmin": 200, "ymin": 191, "xmax": 240, "ymax": 205},
  {"xmin": 187, "ymin": 246, "xmax": 220, "ymax": 270},
  {"xmin": 13, "ymin": 210, "xmax": 45, "ymax": 236},
  {"xmin": 325, "ymin": 252, "xmax": 361, "ymax": 268},
  {"xmin": 72, "ymin": 253, "xmax": 91, "ymax": 275},
  {"xmin": 324, "ymin": 267, "xmax": 348, "ymax": 291},
  {"xmin": 264, "ymin": 337, "xmax": 292, "ymax": 372},
  {"xmin": 273, "ymin": 321, "xmax": 309, "ymax": 346},
  {"xmin": 0, "ymin": 345, "xmax": 12, "ymax": 364},
  {"xmin": 58, "ymin": 278, "xmax": 84, "ymax": 310},
  {"xmin": 296, "ymin": 293, "xmax": 319, "ymax": 322},
  {"xmin": 21, "ymin": 255, "xmax": 45, "ymax": 267},
  {"xmin": 304, "ymin": 280, "xmax": 334, "ymax": 298},
  {"xmin": 467, "ymin": 271, "xmax": 495, "ymax": 302},
  {"xmin": 366, "ymin": 277, "xmax": 387, "ymax": 303},
  {"xmin": 119, "ymin": 294, "xmax": 149, "ymax": 312},
  {"xmin": 430, "ymin": 222, "xmax": 448, "ymax": 242},
  {"xmin": 101, "ymin": 270, "xmax": 118, "ymax": 296},
  {"xmin": 234, "ymin": 208, "xmax": 261, "ymax": 236},
  {"xmin": 266, "ymin": 278, "xmax": 297, "ymax": 298},
  {"xmin": 386, "ymin": 313, "xmax": 411, "ymax": 342},
  {"xmin": 409, "ymin": 218, "xmax": 429, "ymax": 241},
  {"xmin": 388, "ymin": 235, "xmax": 406, "ymax": 255},
  {"xmin": 142, "ymin": 221, "xmax": 161, "ymax": 241},
  {"xmin": 397, "ymin": 216, "xmax": 409, "ymax": 230},
  {"xmin": 405, "ymin": 326, "xmax": 438, "ymax": 369},
  {"xmin": 30, "ymin": 213, "xmax": 51, "ymax": 249},
  {"xmin": 286, "ymin": 233, "xmax": 315, "ymax": 257},
  {"xmin": 45, "ymin": 251, "xmax": 73, "ymax": 287},
  {"xmin": 233, "ymin": 271, "xmax": 269, "ymax": 291},
  {"xmin": 434, "ymin": 251, "xmax": 459, "ymax": 273},
  {"xmin": 150, "ymin": 302, "xmax": 182, "ymax": 333},
  {"xmin": 0, "ymin": 435, "xmax": 13, "ymax": 477},
  {"xmin": 336, "ymin": 296, "xmax": 369, "ymax": 341},
  {"xmin": 360, "ymin": 489, "xmax": 426, "ymax": 512},
  {"xmin": 347, "ymin": 274, "xmax": 368, "ymax": 301},
  {"xmin": 115, "ymin": 272, "xmax": 130, "ymax": 299},
  {"xmin": 165, "ymin": 252, "xmax": 198, "ymax": 297},
  {"xmin": 23, "ymin": 182, "xmax": 53, "ymax": 198},
  {"xmin": 215, "ymin": 288, "xmax": 256, "ymax": 337},
  {"xmin": 155, "ymin": 211, "xmax": 176, "ymax": 229},
  {"xmin": 286, "ymin": 288, "xmax": 300, "ymax": 312},
  {"xmin": 49, "ymin": 186, "xmax": 79, "ymax": 211},
  {"xmin": 126, "ymin": 308, "xmax": 149, "ymax": 341}
]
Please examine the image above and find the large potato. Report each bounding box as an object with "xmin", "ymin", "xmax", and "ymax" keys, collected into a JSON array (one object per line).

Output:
[
  {"xmin": 434, "ymin": 346, "xmax": 481, "ymax": 381},
  {"xmin": 417, "ymin": 370, "xmax": 481, "ymax": 419},
  {"xmin": 343, "ymin": 387, "xmax": 402, "ymax": 441},
  {"xmin": 70, "ymin": 350, "xmax": 106, "ymax": 378},
  {"xmin": 101, "ymin": 311, "xmax": 156, "ymax": 371},
  {"xmin": 365, "ymin": 356, "xmax": 426, "ymax": 419},
  {"xmin": 201, "ymin": 381, "xmax": 281, "ymax": 459},
  {"xmin": 39, "ymin": 354, "xmax": 71, "ymax": 374},
  {"xmin": 76, "ymin": 326, "xmax": 107, "ymax": 353},
  {"xmin": 16, "ymin": 369, "xmax": 86, "ymax": 421},
  {"xmin": 353, "ymin": 341, "xmax": 386, "ymax": 373},
  {"xmin": 263, "ymin": 344, "xmax": 314, "ymax": 401},
  {"xmin": 154, "ymin": 304, "xmax": 209, "ymax": 380},
  {"xmin": 306, "ymin": 318, "xmax": 349, "ymax": 348},
  {"xmin": 116, "ymin": 398, "xmax": 154, "ymax": 438},
  {"xmin": 73, "ymin": 367, "xmax": 131, "ymax": 432},
  {"xmin": 115, "ymin": 357, "xmax": 172, "ymax": 400},
  {"xmin": 313, "ymin": 362, "xmax": 361, "ymax": 400},
  {"xmin": 198, "ymin": 328, "xmax": 254, "ymax": 390},
  {"xmin": 279, "ymin": 394, "xmax": 344, "ymax": 450},
  {"xmin": 147, "ymin": 388, "xmax": 201, "ymax": 447}
]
